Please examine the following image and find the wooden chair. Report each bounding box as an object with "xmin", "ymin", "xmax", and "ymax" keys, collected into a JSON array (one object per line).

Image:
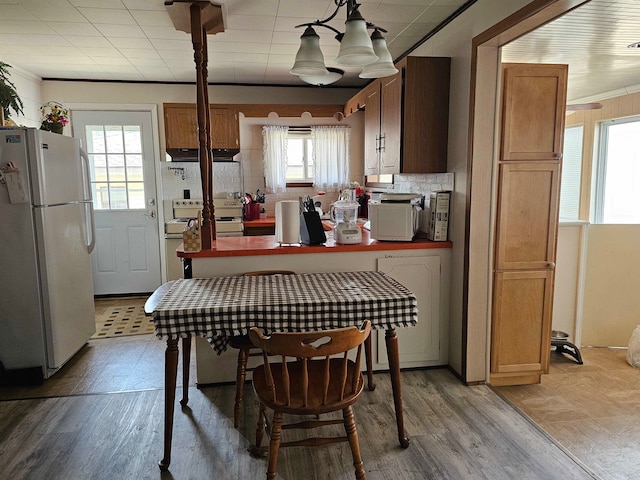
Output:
[
  {"xmin": 249, "ymin": 321, "xmax": 371, "ymax": 480},
  {"xmin": 229, "ymin": 270, "xmax": 295, "ymax": 428}
]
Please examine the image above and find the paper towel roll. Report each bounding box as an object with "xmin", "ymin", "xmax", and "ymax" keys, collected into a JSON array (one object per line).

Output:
[{"xmin": 275, "ymin": 200, "xmax": 301, "ymax": 245}]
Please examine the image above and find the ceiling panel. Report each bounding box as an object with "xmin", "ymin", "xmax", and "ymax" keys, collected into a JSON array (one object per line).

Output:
[
  {"xmin": 502, "ymin": 0, "xmax": 640, "ymax": 102},
  {"xmin": 0, "ymin": 0, "xmax": 471, "ymax": 87}
]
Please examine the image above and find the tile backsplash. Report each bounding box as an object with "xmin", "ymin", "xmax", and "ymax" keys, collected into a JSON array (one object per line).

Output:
[{"xmin": 391, "ymin": 173, "xmax": 454, "ymax": 207}]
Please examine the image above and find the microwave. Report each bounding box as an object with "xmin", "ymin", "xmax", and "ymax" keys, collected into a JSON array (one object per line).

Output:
[{"xmin": 368, "ymin": 202, "xmax": 421, "ymax": 241}]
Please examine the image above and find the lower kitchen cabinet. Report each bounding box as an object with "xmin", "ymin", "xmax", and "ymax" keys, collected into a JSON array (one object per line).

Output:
[
  {"xmin": 377, "ymin": 255, "xmax": 448, "ymax": 367},
  {"xmin": 191, "ymin": 247, "xmax": 451, "ymax": 384}
]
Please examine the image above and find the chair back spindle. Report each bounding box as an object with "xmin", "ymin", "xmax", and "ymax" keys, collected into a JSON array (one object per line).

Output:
[{"xmin": 249, "ymin": 321, "xmax": 371, "ymax": 410}]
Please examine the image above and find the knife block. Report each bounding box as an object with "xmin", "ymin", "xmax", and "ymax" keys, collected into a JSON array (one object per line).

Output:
[{"xmin": 300, "ymin": 211, "xmax": 326, "ymax": 245}]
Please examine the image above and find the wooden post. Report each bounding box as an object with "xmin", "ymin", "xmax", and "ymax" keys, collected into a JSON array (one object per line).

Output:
[
  {"xmin": 166, "ymin": 1, "xmax": 224, "ymax": 249},
  {"xmin": 189, "ymin": 3, "xmax": 214, "ymax": 248}
]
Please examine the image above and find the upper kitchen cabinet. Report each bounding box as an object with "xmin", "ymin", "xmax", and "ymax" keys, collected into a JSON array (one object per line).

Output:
[
  {"xmin": 347, "ymin": 56, "xmax": 450, "ymax": 175},
  {"xmin": 163, "ymin": 103, "xmax": 240, "ymax": 150}
]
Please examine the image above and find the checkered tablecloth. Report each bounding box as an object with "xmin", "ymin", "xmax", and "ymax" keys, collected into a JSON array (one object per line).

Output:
[{"xmin": 152, "ymin": 271, "xmax": 418, "ymax": 354}]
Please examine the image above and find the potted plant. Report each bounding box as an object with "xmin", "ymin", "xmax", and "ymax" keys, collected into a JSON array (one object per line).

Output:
[
  {"xmin": 0, "ymin": 61, "xmax": 24, "ymax": 126},
  {"xmin": 40, "ymin": 101, "xmax": 69, "ymax": 134}
]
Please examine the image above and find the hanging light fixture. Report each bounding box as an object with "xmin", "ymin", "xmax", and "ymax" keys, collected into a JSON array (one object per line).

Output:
[
  {"xmin": 299, "ymin": 67, "xmax": 345, "ymax": 86},
  {"xmin": 359, "ymin": 29, "xmax": 399, "ymax": 78},
  {"xmin": 290, "ymin": 0, "xmax": 396, "ymax": 85}
]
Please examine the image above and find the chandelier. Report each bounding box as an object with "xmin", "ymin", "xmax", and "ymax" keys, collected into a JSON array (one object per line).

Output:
[{"xmin": 290, "ymin": 0, "xmax": 398, "ymax": 86}]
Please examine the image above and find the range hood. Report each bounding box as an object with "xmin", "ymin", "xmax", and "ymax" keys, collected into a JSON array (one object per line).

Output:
[{"xmin": 167, "ymin": 148, "xmax": 240, "ymax": 162}]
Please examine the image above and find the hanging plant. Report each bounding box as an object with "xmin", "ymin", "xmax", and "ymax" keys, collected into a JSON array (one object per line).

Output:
[{"xmin": 0, "ymin": 61, "xmax": 24, "ymax": 123}]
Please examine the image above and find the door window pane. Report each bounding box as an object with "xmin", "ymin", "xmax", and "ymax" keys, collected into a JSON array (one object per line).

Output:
[{"xmin": 84, "ymin": 125, "xmax": 145, "ymax": 210}]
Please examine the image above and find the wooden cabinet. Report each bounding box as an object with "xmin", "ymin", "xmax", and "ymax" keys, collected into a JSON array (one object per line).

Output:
[
  {"xmin": 164, "ymin": 104, "xmax": 199, "ymax": 149},
  {"xmin": 209, "ymin": 107, "xmax": 240, "ymax": 149},
  {"xmin": 349, "ymin": 56, "xmax": 450, "ymax": 175},
  {"xmin": 495, "ymin": 162, "xmax": 560, "ymax": 271},
  {"xmin": 491, "ymin": 270, "xmax": 554, "ymax": 381},
  {"xmin": 163, "ymin": 103, "xmax": 239, "ymax": 150},
  {"xmin": 490, "ymin": 63, "xmax": 568, "ymax": 387},
  {"xmin": 363, "ymin": 83, "xmax": 381, "ymax": 175},
  {"xmin": 379, "ymin": 74, "xmax": 402, "ymax": 173}
]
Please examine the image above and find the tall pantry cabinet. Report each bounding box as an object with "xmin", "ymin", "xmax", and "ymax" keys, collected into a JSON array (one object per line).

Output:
[{"xmin": 490, "ymin": 63, "xmax": 568, "ymax": 387}]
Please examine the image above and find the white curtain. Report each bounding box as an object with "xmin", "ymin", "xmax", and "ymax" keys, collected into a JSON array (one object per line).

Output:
[
  {"xmin": 311, "ymin": 125, "xmax": 350, "ymax": 190},
  {"xmin": 262, "ymin": 125, "xmax": 289, "ymax": 192}
]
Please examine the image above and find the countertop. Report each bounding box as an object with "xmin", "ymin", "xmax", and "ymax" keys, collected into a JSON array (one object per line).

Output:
[{"xmin": 177, "ymin": 227, "xmax": 452, "ymax": 258}]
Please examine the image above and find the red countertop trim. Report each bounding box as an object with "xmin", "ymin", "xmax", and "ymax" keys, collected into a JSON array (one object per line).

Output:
[{"xmin": 177, "ymin": 228, "xmax": 452, "ymax": 259}]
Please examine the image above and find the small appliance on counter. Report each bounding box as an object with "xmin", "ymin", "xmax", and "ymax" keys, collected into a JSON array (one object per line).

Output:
[
  {"xmin": 329, "ymin": 188, "xmax": 362, "ymax": 244},
  {"xmin": 368, "ymin": 193, "xmax": 423, "ymax": 241}
]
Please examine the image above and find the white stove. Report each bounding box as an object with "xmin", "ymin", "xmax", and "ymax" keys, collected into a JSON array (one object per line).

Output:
[{"xmin": 165, "ymin": 198, "xmax": 244, "ymax": 237}]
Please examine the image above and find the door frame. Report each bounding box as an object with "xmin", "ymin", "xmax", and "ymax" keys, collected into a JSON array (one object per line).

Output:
[
  {"xmin": 67, "ymin": 103, "xmax": 168, "ymax": 283},
  {"xmin": 464, "ymin": 0, "xmax": 590, "ymax": 383}
]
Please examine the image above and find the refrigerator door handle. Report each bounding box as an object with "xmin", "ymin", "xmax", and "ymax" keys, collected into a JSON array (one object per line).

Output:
[{"xmin": 80, "ymin": 148, "xmax": 96, "ymax": 253}]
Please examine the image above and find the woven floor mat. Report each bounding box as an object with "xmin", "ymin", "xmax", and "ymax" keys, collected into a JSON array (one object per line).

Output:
[{"xmin": 92, "ymin": 297, "xmax": 154, "ymax": 339}]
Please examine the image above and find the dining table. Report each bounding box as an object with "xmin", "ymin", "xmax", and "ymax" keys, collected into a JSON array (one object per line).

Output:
[{"xmin": 151, "ymin": 270, "xmax": 419, "ymax": 471}]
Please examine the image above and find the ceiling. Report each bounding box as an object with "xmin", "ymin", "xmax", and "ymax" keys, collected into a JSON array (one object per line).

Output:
[
  {"xmin": 502, "ymin": 0, "xmax": 640, "ymax": 102},
  {"xmin": 0, "ymin": 0, "xmax": 471, "ymax": 88},
  {"xmin": 1, "ymin": 0, "xmax": 639, "ymax": 100}
]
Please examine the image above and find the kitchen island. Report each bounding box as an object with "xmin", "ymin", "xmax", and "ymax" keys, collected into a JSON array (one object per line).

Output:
[{"xmin": 175, "ymin": 228, "xmax": 452, "ymax": 384}]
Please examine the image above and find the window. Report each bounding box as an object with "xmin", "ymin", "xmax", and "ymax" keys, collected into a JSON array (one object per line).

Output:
[
  {"xmin": 594, "ymin": 117, "xmax": 640, "ymax": 223},
  {"xmin": 262, "ymin": 125, "xmax": 350, "ymax": 192},
  {"xmin": 85, "ymin": 125, "xmax": 146, "ymax": 210},
  {"xmin": 559, "ymin": 125, "xmax": 583, "ymax": 221},
  {"xmin": 285, "ymin": 132, "xmax": 314, "ymax": 183}
]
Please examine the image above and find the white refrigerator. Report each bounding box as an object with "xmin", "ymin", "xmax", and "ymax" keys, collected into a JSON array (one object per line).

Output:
[{"xmin": 0, "ymin": 127, "xmax": 96, "ymax": 379}]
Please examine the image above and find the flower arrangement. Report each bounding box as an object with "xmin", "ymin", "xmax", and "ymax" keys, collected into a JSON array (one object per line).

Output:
[{"xmin": 40, "ymin": 101, "xmax": 69, "ymax": 133}]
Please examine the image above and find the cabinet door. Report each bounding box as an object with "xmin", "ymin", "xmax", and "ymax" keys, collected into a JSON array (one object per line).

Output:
[
  {"xmin": 495, "ymin": 162, "xmax": 560, "ymax": 271},
  {"xmin": 379, "ymin": 73, "xmax": 402, "ymax": 174},
  {"xmin": 490, "ymin": 63, "xmax": 567, "ymax": 387},
  {"xmin": 364, "ymin": 83, "xmax": 381, "ymax": 175},
  {"xmin": 491, "ymin": 270, "xmax": 554, "ymax": 384},
  {"xmin": 210, "ymin": 107, "xmax": 239, "ymax": 149},
  {"xmin": 500, "ymin": 64, "xmax": 567, "ymax": 161},
  {"xmin": 377, "ymin": 255, "xmax": 441, "ymax": 365},
  {"xmin": 164, "ymin": 105, "xmax": 198, "ymax": 149}
]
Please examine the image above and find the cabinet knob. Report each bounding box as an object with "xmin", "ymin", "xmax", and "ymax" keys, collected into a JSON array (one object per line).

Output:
[{"xmin": 547, "ymin": 262, "xmax": 556, "ymax": 269}]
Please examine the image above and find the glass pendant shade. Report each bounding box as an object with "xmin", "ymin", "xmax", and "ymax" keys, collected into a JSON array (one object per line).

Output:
[
  {"xmin": 299, "ymin": 67, "xmax": 344, "ymax": 86},
  {"xmin": 335, "ymin": 6, "xmax": 377, "ymax": 66},
  {"xmin": 290, "ymin": 26, "xmax": 329, "ymax": 76},
  {"xmin": 359, "ymin": 30, "xmax": 399, "ymax": 78}
]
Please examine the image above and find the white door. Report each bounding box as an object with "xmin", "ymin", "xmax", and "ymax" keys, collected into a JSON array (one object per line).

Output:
[{"xmin": 72, "ymin": 111, "xmax": 161, "ymax": 295}]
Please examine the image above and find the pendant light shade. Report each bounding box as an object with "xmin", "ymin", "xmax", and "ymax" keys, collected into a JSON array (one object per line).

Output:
[
  {"xmin": 290, "ymin": 26, "xmax": 329, "ymax": 76},
  {"xmin": 359, "ymin": 30, "xmax": 399, "ymax": 78},
  {"xmin": 335, "ymin": 6, "xmax": 378, "ymax": 66},
  {"xmin": 299, "ymin": 67, "xmax": 344, "ymax": 86}
]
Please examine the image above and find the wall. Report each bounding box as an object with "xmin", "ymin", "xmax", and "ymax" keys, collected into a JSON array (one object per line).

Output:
[
  {"xmin": 409, "ymin": 0, "xmax": 533, "ymax": 380},
  {"xmin": 40, "ymin": 80, "xmax": 359, "ymax": 218},
  {"xmin": 581, "ymin": 225, "xmax": 640, "ymax": 346},
  {"xmin": 552, "ymin": 223, "xmax": 586, "ymax": 344},
  {"xmin": 239, "ymin": 112, "xmax": 364, "ymax": 217},
  {"xmin": 565, "ymin": 91, "xmax": 640, "ymax": 347}
]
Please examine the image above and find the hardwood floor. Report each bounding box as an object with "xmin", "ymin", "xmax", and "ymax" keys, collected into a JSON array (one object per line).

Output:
[
  {"xmin": 495, "ymin": 347, "xmax": 640, "ymax": 480},
  {"xmin": 0, "ymin": 334, "xmax": 599, "ymax": 480}
]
